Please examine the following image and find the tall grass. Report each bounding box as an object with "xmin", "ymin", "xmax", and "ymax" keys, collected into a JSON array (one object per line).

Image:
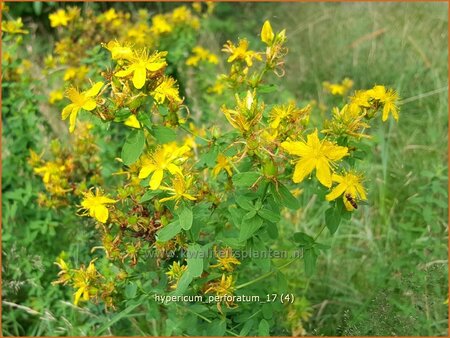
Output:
[{"xmin": 266, "ymin": 2, "xmax": 448, "ymax": 335}]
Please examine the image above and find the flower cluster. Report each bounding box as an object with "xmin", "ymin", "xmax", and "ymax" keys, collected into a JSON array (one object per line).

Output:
[{"xmin": 40, "ymin": 14, "xmax": 401, "ymax": 313}]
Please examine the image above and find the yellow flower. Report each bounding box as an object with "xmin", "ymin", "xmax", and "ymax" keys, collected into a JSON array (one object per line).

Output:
[
  {"xmin": 348, "ymin": 90, "xmax": 371, "ymax": 115},
  {"xmin": 138, "ymin": 144, "xmax": 190, "ymax": 190},
  {"xmin": 222, "ymin": 90, "xmax": 263, "ymax": 133},
  {"xmin": 80, "ymin": 188, "xmax": 117, "ymax": 223},
  {"xmin": 49, "ymin": 9, "xmax": 71, "ymax": 28},
  {"xmin": 166, "ymin": 261, "xmax": 187, "ymax": 289},
  {"xmin": 369, "ymin": 85, "xmax": 400, "ymax": 121},
  {"xmin": 186, "ymin": 46, "xmax": 219, "ymax": 67},
  {"xmin": 281, "ymin": 130, "xmax": 348, "ymax": 188},
  {"xmin": 208, "ymin": 80, "xmax": 225, "ymax": 95},
  {"xmin": 223, "ymin": 39, "xmax": 262, "ymax": 67},
  {"xmin": 64, "ymin": 65, "xmax": 88, "ymax": 83},
  {"xmin": 52, "ymin": 257, "xmax": 71, "ymax": 285},
  {"xmin": 28, "ymin": 149, "xmax": 43, "ymax": 167},
  {"xmin": 261, "ymin": 20, "xmax": 274, "ymax": 45},
  {"xmin": 159, "ymin": 175, "xmax": 196, "ymax": 204},
  {"xmin": 210, "ymin": 247, "xmax": 240, "ymax": 272},
  {"xmin": 124, "ymin": 115, "xmax": 141, "ymax": 128},
  {"xmin": 62, "ymin": 82, "xmax": 103, "ymax": 133},
  {"xmin": 16, "ymin": 59, "xmax": 32, "ymax": 75},
  {"xmin": 127, "ymin": 23, "xmax": 151, "ymax": 46},
  {"xmin": 151, "ymin": 76, "xmax": 182, "ymax": 104},
  {"xmin": 105, "ymin": 40, "xmax": 133, "ymax": 60},
  {"xmin": 66, "ymin": 7, "xmax": 80, "ymax": 21},
  {"xmin": 1, "ymin": 18, "xmax": 28, "ymax": 34},
  {"xmin": 205, "ymin": 274, "xmax": 235, "ymax": 297},
  {"xmin": 49, "ymin": 90, "xmax": 64, "ymax": 104},
  {"xmin": 103, "ymin": 8, "xmax": 118, "ymax": 22},
  {"xmin": 151, "ymin": 14, "xmax": 172, "ymax": 34},
  {"xmin": 72, "ymin": 260, "xmax": 99, "ymax": 306},
  {"xmin": 323, "ymin": 78, "xmax": 353, "ymax": 96},
  {"xmin": 212, "ymin": 154, "xmax": 233, "ymax": 177},
  {"xmin": 322, "ymin": 105, "xmax": 371, "ymax": 139},
  {"xmin": 268, "ymin": 102, "xmax": 310, "ymax": 129},
  {"xmin": 170, "ymin": 6, "xmax": 199, "ymax": 29},
  {"xmin": 115, "ymin": 49, "xmax": 167, "ymax": 89},
  {"xmin": 33, "ymin": 161, "xmax": 65, "ymax": 184},
  {"xmin": 325, "ymin": 172, "xmax": 367, "ymax": 211}
]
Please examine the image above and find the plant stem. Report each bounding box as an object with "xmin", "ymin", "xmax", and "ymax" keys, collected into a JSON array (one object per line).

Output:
[
  {"xmin": 314, "ymin": 223, "xmax": 327, "ymax": 241},
  {"xmin": 185, "ymin": 308, "xmax": 239, "ymax": 337},
  {"xmin": 235, "ymin": 258, "xmax": 297, "ymax": 290}
]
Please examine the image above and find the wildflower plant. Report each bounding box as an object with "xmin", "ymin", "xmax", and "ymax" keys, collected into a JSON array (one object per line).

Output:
[{"xmin": 15, "ymin": 4, "xmax": 402, "ymax": 335}]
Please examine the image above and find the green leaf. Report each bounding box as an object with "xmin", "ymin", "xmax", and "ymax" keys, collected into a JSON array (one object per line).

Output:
[
  {"xmin": 159, "ymin": 105, "xmax": 169, "ymax": 116},
  {"xmin": 152, "ymin": 125, "xmax": 177, "ymax": 144},
  {"xmin": 258, "ymin": 84, "xmax": 277, "ymax": 93},
  {"xmin": 262, "ymin": 303, "xmax": 273, "ymax": 319},
  {"xmin": 251, "ymin": 237, "xmax": 271, "ymax": 272},
  {"xmin": 239, "ymin": 216, "xmax": 263, "ymax": 241},
  {"xmin": 236, "ymin": 195, "xmax": 255, "ymax": 211},
  {"xmin": 121, "ymin": 130, "xmax": 145, "ymax": 166},
  {"xmin": 114, "ymin": 107, "xmax": 131, "ymax": 122},
  {"xmin": 137, "ymin": 111, "xmax": 153, "ymax": 130},
  {"xmin": 139, "ymin": 190, "xmax": 159, "ymax": 203},
  {"xmin": 272, "ymin": 182, "xmax": 300, "ymax": 210},
  {"xmin": 209, "ymin": 319, "xmax": 226, "ymax": 336},
  {"xmin": 124, "ymin": 283, "xmax": 137, "ymax": 299},
  {"xmin": 187, "ymin": 244, "xmax": 203, "ymax": 277},
  {"xmin": 258, "ymin": 208, "xmax": 280, "ymax": 223},
  {"xmin": 198, "ymin": 146, "xmax": 219, "ymax": 167},
  {"xmin": 33, "ymin": 2, "xmax": 42, "ymax": 15},
  {"xmin": 172, "ymin": 270, "xmax": 193, "ymax": 295},
  {"xmin": 293, "ymin": 232, "xmax": 315, "ymax": 247},
  {"xmin": 157, "ymin": 221, "xmax": 181, "ymax": 242},
  {"xmin": 239, "ymin": 319, "xmax": 255, "ymax": 336},
  {"xmin": 243, "ymin": 209, "xmax": 257, "ymax": 220},
  {"xmin": 266, "ymin": 222, "xmax": 279, "ymax": 239},
  {"xmin": 325, "ymin": 206, "xmax": 341, "ymax": 234},
  {"xmin": 232, "ymin": 171, "xmax": 260, "ymax": 187},
  {"xmin": 94, "ymin": 303, "xmax": 141, "ymax": 335},
  {"xmin": 177, "ymin": 206, "xmax": 193, "ymax": 230},
  {"xmin": 258, "ymin": 319, "xmax": 270, "ymax": 336},
  {"xmin": 275, "ymin": 271, "xmax": 288, "ymax": 292},
  {"xmin": 303, "ymin": 248, "xmax": 318, "ymax": 277}
]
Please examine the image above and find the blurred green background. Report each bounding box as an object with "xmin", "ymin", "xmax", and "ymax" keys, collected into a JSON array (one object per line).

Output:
[{"xmin": 2, "ymin": 1, "xmax": 448, "ymax": 336}]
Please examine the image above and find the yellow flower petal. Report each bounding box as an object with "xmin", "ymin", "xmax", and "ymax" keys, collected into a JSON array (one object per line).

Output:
[
  {"xmin": 261, "ymin": 20, "xmax": 274, "ymax": 45},
  {"xmin": 325, "ymin": 182, "xmax": 347, "ymax": 201},
  {"xmin": 84, "ymin": 82, "xmax": 103, "ymax": 97},
  {"xmin": 323, "ymin": 142, "xmax": 348, "ymax": 161},
  {"xmin": 150, "ymin": 169, "xmax": 164, "ymax": 190},
  {"xmin": 306, "ymin": 130, "xmax": 321, "ymax": 148},
  {"xmin": 166, "ymin": 163, "xmax": 182, "ymax": 176},
  {"xmin": 315, "ymin": 158, "xmax": 332, "ymax": 188},
  {"xmin": 146, "ymin": 62, "xmax": 165, "ymax": 71},
  {"xmin": 281, "ymin": 141, "xmax": 310, "ymax": 157},
  {"xmin": 69, "ymin": 107, "xmax": 80, "ymax": 133},
  {"xmin": 74, "ymin": 287, "xmax": 84, "ymax": 306},
  {"xmin": 98, "ymin": 196, "xmax": 117, "ymax": 204},
  {"xmin": 94, "ymin": 205, "xmax": 109, "ymax": 223},
  {"xmin": 292, "ymin": 158, "xmax": 315, "ymax": 183},
  {"xmin": 115, "ymin": 68, "xmax": 134, "ymax": 78},
  {"xmin": 139, "ymin": 164, "xmax": 156, "ymax": 179},
  {"xmin": 62, "ymin": 104, "xmax": 75, "ymax": 120},
  {"xmin": 124, "ymin": 115, "xmax": 141, "ymax": 128},
  {"xmin": 81, "ymin": 98, "xmax": 97, "ymax": 111},
  {"xmin": 132, "ymin": 66, "xmax": 147, "ymax": 89}
]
